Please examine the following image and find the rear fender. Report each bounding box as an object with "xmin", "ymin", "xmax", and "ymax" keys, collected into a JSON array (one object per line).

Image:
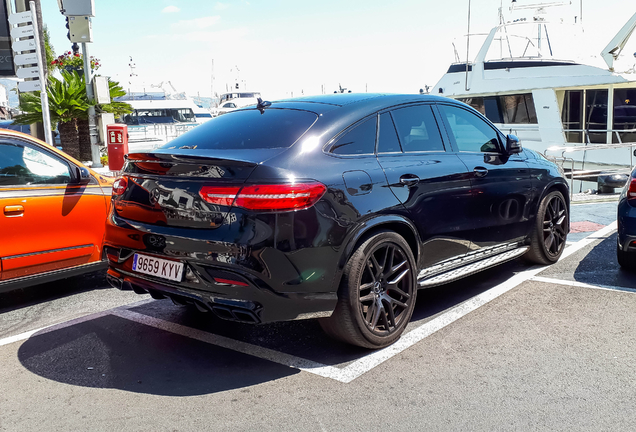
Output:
[{"xmin": 331, "ymin": 214, "xmax": 420, "ymax": 290}]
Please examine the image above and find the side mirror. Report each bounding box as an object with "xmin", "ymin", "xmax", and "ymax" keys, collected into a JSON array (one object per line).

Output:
[
  {"xmin": 74, "ymin": 166, "xmax": 91, "ymax": 185},
  {"xmin": 506, "ymin": 134, "xmax": 522, "ymax": 155}
]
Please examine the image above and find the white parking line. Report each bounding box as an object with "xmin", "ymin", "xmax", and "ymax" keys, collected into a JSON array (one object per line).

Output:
[
  {"xmin": 0, "ymin": 311, "xmax": 111, "ymax": 348},
  {"xmin": 0, "ymin": 299, "xmax": 154, "ymax": 348},
  {"xmin": 531, "ymin": 276, "xmax": 636, "ymax": 294},
  {"xmin": 0, "ymin": 221, "xmax": 619, "ymax": 383},
  {"xmin": 110, "ymin": 308, "xmax": 353, "ymax": 382}
]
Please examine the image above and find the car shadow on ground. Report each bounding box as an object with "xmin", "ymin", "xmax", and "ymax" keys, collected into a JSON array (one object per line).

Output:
[
  {"xmin": 17, "ymin": 314, "xmax": 298, "ymax": 397},
  {"xmin": 0, "ymin": 271, "xmax": 111, "ymax": 313},
  {"xmin": 572, "ymin": 233, "xmax": 636, "ymax": 289}
]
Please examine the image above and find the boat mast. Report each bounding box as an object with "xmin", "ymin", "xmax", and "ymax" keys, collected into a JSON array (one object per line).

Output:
[{"xmin": 465, "ymin": 0, "xmax": 471, "ymax": 91}]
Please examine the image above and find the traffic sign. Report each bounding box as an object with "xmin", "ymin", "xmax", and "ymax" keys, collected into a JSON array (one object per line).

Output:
[
  {"xmin": 12, "ymin": 39, "xmax": 36, "ymax": 52},
  {"xmin": 8, "ymin": 10, "xmax": 32, "ymax": 25},
  {"xmin": 10, "ymin": 25, "xmax": 34, "ymax": 39},
  {"xmin": 18, "ymin": 80, "xmax": 41, "ymax": 92},
  {"xmin": 14, "ymin": 53, "xmax": 38, "ymax": 66},
  {"xmin": 16, "ymin": 66, "xmax": 38, "ymax": 78}
]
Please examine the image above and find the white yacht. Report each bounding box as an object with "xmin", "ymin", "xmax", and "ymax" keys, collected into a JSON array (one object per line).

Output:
[
  {"xmin": 212, "ymin": 91, "xmax": 262, "ymax": 116},
  {"xmin": 433, "ymin": 1, "xmax": 636, "ymax": 168}
]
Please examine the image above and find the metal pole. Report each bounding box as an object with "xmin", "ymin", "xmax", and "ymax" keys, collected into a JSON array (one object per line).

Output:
[
  {"xmin": 28, "ymin": 1, "xmax": 52, "ymax": 145},
  {"xmin": 465, "ymin": 0, "xmax": 471, "ymax": 91},
  {"xmin": 81, "ymin": 42, "xmax": 102, "ymax": 167}
]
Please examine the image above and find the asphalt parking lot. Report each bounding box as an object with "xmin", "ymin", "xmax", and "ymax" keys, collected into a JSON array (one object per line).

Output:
[{"xmin": 1, "ymin": 199, "xmax": 635, "ymax": 431}]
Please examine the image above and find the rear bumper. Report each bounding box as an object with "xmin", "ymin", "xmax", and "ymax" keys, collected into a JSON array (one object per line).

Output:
[
  {"xmin": 618, "ymin": 198, "xmax": 636, "ymax": 251},
  {"xmin": 104, "ymin": 205, "xmax": 346, "ymax": 323},
  {"xmin": 106, "ymin": 266, "xmax": 337, "ymax": 323}
]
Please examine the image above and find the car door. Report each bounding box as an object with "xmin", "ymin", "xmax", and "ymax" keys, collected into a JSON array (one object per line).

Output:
[
  {"xmin": 436, "ymin": 103, "xmax": 533, "ymax": 252},
  {"xmin": 376, "ymin": 105, "xmax": 474, "ymax": 270},
  {"xmin": 0, "ymin": 139, "xmax": 108, "ymax": 281}
]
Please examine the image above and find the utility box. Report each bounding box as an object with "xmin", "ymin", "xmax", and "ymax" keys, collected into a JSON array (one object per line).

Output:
[
  {"xmin": 57, "ymin": 0, "xmax": 95, "ymax": 16},
  {"xmin": 68, "ymin": 16, "xmax": 92, "ymax": 43},
  {"xmin": 106, "ymin": 124, "xmax": 128, "ymax": 171},
  {"xmin": 93, "ymin": 76, "xmax": 110, "ymax": 104},
  {"xmin": 98, "ymin": 113, "xmax": 115, "ymax": 144}
]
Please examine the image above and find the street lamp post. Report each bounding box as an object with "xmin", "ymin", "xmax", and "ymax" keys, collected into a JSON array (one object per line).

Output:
[{"xmin": 58, "ymin": 0, "xmax": 100, "ymax": 167}]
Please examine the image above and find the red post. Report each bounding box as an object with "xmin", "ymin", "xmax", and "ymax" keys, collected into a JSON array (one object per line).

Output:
[{"xmin": 106, "ymin": 124, "xmax": 128, "ymax": 171}]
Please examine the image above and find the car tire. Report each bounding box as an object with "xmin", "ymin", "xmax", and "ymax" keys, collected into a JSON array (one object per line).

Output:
[
  {"xmin": 617, "ymin": 242, "xmax": 636, "ymax": 270},
  {"xmin": 524, "ymin": 190, "xmax": 568, "ymax": 265},
  {"xmin": 319, "ymin": 231, "xmax": 417, "ymax": 349}
]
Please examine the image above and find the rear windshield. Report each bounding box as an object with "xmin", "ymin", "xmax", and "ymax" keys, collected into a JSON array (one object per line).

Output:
[{"xmin": 161, "ymin": 108, "xmax": 318, "ymax": 150}]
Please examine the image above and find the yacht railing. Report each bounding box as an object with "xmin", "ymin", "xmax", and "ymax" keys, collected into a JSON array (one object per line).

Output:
[
  {"xmin": 127, "ymin": 123, "xmax": 200, "ymax": 144},
  {"xmin": 541, "ymin": 128, "xmax": 636, "ymax": 198},
  {"xmin": 547, "ymin": 128, "xmax": 636, "ymax": 165}
]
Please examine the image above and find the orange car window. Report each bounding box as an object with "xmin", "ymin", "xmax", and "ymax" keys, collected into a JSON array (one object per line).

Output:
[{"xmin": 0, "ymin": 142, "xmax": 71, "ymax": 186}]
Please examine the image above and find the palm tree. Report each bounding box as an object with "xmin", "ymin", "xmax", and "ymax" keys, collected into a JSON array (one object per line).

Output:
[{"xmin": 13, "ymin": 70, "xmax": 90, "ymax": 160}]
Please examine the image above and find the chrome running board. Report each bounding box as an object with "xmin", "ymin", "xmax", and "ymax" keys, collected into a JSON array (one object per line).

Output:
[{"xmin": 418, "ymin": 246, "xmax": 529, "ymax": 288}]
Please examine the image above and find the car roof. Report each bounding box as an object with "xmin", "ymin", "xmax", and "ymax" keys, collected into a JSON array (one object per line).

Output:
[
  {"xmin": 257, "ymin": 94, "xmax": 462, "ymax": 146},
  {"xmin": 276, "ymin": 92, "xmax": 448, "ymax": 105},
  {"xmin": 269, "ymin": 93, "xmax": 457, "ymax": 115}
]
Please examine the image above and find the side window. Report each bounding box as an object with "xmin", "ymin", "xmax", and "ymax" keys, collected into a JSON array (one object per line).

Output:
[
  {"xmin": 391, "ymin": 105, "xmax": 445, "ymax": 152},
  {"xmin": 330, "ymin": 116, "xmax": 377, "ymax": 155},
  {"xmin": 377, "ymin": 112, "xmax": 402, "ymax": 153},
  {"xmin": 0, "ymin": 142, "xmax": 71, "ymax": 186},
  {"xmin": 438, "ymin": 105, "xmax": 501, "ymax": 153}
]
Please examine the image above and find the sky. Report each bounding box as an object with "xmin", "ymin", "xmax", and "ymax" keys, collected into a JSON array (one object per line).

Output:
[{"xmin": 34, "ymin": 0, "xmax": 636, "ymax": 101}]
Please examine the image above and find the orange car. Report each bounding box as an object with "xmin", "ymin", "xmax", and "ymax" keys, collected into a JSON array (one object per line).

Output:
[{"xmin": 0, "ymin": 129, "xmax": 113, "ymax": 292}]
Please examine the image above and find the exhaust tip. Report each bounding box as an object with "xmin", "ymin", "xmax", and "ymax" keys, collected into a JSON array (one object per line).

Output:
[{"xmin": 106, "ymin": 274, "xmax": 124, "ymax": 290}]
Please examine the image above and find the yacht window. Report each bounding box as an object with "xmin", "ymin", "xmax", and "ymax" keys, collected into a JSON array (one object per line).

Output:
[
  {"xmin": 613, "ymin": 89, "xmax": 636, "ymax": 144},
  {"xmin": 501, "ymin": 94, "xmax": 537, "ymax": 124},
  {"xmin": 585, "ymin": 89, "xmax": 608, "ymax": 144},
  {"xmin": 460, "ymin": 97, "xmax": 504, "ymax": 123},
  {"xmin": 459, "ymin": 93, "xmax": 537, "ymax": 124},
  {"xmin": 175, "ymin": 109, "xmax": 195, "ymax": 122},
  {"xmin": 562, "ymin": 90, "xmax": 583, "ymax": 143}
]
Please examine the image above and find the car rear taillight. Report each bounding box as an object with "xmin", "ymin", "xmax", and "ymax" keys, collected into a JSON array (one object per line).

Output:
[
  {"xmin": 628, "ymin": 178, "xmax": 636, "ymax": 201},
  {"xmin": 199, "ymin": 182, "xmax": 326, "ymax": 212},
  {"xmin": 112, "ymin": 177, "xmax": 128, "ymax": 196},
  {"xmin": 198, "ymin": 186, "xmax": 241, "ymax": 206}
]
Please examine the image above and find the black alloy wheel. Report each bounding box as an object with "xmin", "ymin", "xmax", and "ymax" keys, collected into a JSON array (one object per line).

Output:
[
  {"xmin": 358, "ymin": 242, "xmax": 412, "ymax": 335},
  {"xmin": 320, "ymin": 231, "xmax": 417, "ymax": 349},
  {"xmin": 524, "ymin": 191, "xmax": 568, "ymax": 265}
]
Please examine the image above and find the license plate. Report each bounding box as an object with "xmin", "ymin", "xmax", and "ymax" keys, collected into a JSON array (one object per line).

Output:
[{"xmin": 132, "ymin": 253, "xmax": 184, "ymax": 282}]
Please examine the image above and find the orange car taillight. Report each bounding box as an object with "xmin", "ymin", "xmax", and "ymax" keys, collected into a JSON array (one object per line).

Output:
[
  {"xmin": 199, "ymin": 182, "xmax": 327, "ymax": 212},
  {"xmin": 628, "ymin": 178, "xmax": 636, "ymax": 201},
  {"xmin": 112, "ymin": 177, "xmax": 128, "ymax": 196}
]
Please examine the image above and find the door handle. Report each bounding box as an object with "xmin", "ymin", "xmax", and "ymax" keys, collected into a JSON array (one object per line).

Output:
[
  {"xmin": 473, "ymin": 167, "xmax": 489, "ymax": 178},
  {"xmin": 4, "ymin": 205, "xmax": 24, "ymax": 216},
  {"xmin": 399, "ymin": 174, "xmax": 420, "ymax": 186}
]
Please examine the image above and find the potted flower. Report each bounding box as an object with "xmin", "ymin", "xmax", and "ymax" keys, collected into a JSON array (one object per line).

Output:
[{"xmin": 50, "ymin": 51, "xmax": 101, "ymax": 73}]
